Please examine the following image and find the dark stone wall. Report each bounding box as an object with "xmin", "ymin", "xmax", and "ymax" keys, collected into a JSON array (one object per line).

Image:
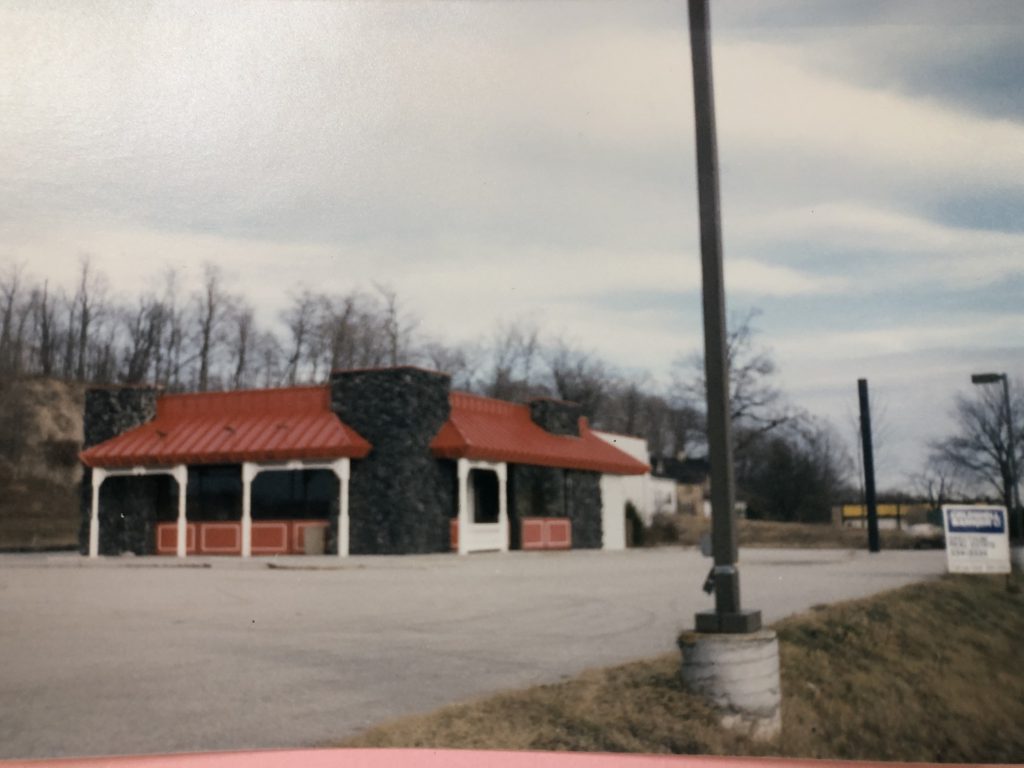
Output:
[
  {"xmin": 528, "ymin": 398, "xmax": 582, "ymax": 436},
  {"xmin": 509, "ymin": 464, "xmax": 565, "ymax": 520},
  {"xmin": 508, "ymin": 465, "xmax": 603, "ymax": 549},
  {"xmin": 567, "ymin": 469, "xmax": 602, "ymax": 549},
  {"xmin": 97, "ymin": 475, "xmax": 169, "ymax": 555},
  {"xmin": 330, "ymin": 367, "xmax": 452, "ymax": 554},
  {"xmin": 79, "ymin": 387, "xmax": 159, "ymax": 555},
  {"xmin": 438, "ymin": 460, "xmax": 458, "ymax": 521},
  {"xmin": 82, "ymin": 387, "xmax": 159, "ymax": 449}
]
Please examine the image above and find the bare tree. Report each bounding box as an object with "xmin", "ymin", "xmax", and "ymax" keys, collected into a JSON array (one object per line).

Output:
[
  {"xmin": 74, "ymin": 257, "xmax": 107, "ymax": 381},
  {"xmin": 737, "ymin": 415, "xmax": 853, "ymax": 522},
  {"xmin": 282, "ymin": 290, "xmax": 316, "ymax": 385},
  {"xmin": 154, "ymin": 269, "xmax": 187, "ymax": 390},
  {"xmin": 909, "ymin": 458, "xmax": 963, "ymax": 510},
  {"xmin": 193, "ymin": 264, "xmax": 227, "ymax": 392},
  {"xmin": 60, "ymin": 289, "xmax": 77, "ymax": 379},
  {"xmin": 421, "ymin": 340, "xmax": 481, "ymax": 391},
  {"xmin": 0, "ymin": 263, "xmax": 25, "ymax": 375},
  {"xmin": 91, "ymin": 317, "xmax": 119, "ymax": 384},
  {"xmin": 319, "ymin": 293, "xmax": 358, "ymax": 372},
  {"xmin": 372, "ymin": 283, "xmax": 418, "ymax": 367},
  {"xmin": 31, "ymin": 280, "xmax": 58, "ymax": 376},
  {"xmin": 120, "ymin": 296, "xmax": 166, "ymax": 384},
  {"xmin": 602, "ymin": 377, "xmax": 703, "ymax": 458},
  {"xmin": 545, "ymin": 339, "xmax": 610, "ymax": 420},
  {"xmin": 227, "ymin": 298, "xmax": 255, "ymax": 390},
  {"xmin": 929, "ymin": 381, "xmax": 1024, "ymax": 510},
  {"xmin": 484, "ymin": 321, "xmax": 542, "ymax": 401},
  {"xmin": 255, "ymin": 331, "xmax": 283, "ymax": 388},
  {"xmin": 676, "ymin": 309, "xmax": 793, "ymax": 453}
]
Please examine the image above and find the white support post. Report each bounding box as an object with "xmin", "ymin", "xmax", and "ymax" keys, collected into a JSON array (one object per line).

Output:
[
  {"xmin": 88, "ymin": 468, "xmax": 107, "ymax": 558},
  {"xmin": 457, "ymin": 458, "xmax": 469, "ymax": 556},
  {"xmin": 497, "ymin": 462, "xmax": 509, "ymax": 553},
  {"xmin": 173, "ymin": 464, "xmax": 188, "ymax": 558},
  {"xmin": 334, "ymin": 458, "xmax": 351, "ymax": 558},
  {"xmin": 241, "ymin": 462, "xmax": 256, "ymax": 558}
]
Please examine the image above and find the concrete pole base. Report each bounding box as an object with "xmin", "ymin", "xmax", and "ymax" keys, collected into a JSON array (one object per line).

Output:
[{"xmin": 678, "ymin": 629, "xmax": 782, "ymax": 741}]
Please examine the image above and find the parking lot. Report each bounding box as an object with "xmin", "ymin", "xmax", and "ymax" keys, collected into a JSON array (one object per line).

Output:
[{"xmin": 0, "ymin": 547, "xmax": 946, "ymax": 759}]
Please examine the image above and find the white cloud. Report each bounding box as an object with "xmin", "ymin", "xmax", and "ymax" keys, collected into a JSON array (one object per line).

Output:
[
  {"xmin": 775, "ymin": 314, "xmax": 1023, "ymax": 363},
  {"xmin": 715, "ymin": 41, "xmax": 1024, "ymax": 191},
  {"xmin": 726, "ymin": 258, "xmax": 846, "ymax": 295},
  {"xmin": 742, "ymin": 202, "xmax": 1024, "ymax": 289}
]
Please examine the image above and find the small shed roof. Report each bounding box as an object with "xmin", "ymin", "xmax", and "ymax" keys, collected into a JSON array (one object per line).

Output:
[
  {"xmin": 431, "ymin": 392, "xmax": 649, "ymax": 475},
  {"xmin": 80, "ymin": 386, "xmax": 371, "ymax": 468}
]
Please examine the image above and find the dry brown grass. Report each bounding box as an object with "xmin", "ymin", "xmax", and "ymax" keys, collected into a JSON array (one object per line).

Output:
[
  {"xmin": 660, "ymin": 514, "xmax": 932, "ymax": 550},
  {"xmin": 344, "ymin": 655, "xmax": 748, "ymax": 755},
  {"xmin": 341, "ymin": 575, "xmax": 1024, "ymax": 763}
]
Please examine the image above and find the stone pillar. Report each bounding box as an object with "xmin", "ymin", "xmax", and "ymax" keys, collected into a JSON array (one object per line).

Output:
[
  {"xmin": 567, "ymin": 469, "xmax": 603, "ymax": 549},
  {"xmin": 329, "ymin": 367, "xmax": 452, "ymax": 554},
  {"xmin": 79, "ymin": 386, "xmax": 159, "ymax": 555},
  {"xmin": 678, "ymin": 629, "xmax": 782, "ymax": 740}
]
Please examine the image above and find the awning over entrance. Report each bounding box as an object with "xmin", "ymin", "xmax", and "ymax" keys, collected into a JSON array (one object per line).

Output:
[
  {"xmin": 80, "ymin": 386, "xmax": 371, "ymax": 468},
  {"xmin": 431, "ymin": 392, "xmax": 649, "ymax": 475}
]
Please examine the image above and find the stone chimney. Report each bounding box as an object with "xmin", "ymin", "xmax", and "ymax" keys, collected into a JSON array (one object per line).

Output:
[
  {"xmin": 329, "ymin": 367, "xmax": 452, "ymax": 554},
  {"xmin": 528, "ymin": 397, "xmax": 582, "ymax": 436}
]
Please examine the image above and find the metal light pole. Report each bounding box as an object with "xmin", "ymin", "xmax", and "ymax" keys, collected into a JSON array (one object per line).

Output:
[
  {"xmin": 972, "ymin": 372, "xmax": 1021, "ymax": 541},
  {"xmin": 858, "ymin": 379, "xmax": 881, "ymax": 552},
  {"xmin": 688, "ymin": 0, "xmax": 761, "ymax": 634}
]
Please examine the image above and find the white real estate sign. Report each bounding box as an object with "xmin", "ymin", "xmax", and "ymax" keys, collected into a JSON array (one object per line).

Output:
[{"xmin": 941, "ymin": 505, "xmax": 1010, "ymax": 574}]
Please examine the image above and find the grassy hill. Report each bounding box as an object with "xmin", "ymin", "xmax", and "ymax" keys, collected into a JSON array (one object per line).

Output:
[
  {"xmin": 344, "ymin": 575, "xmax": 1024, "ymax": 763},
  {"xmin": 0, "ymin": 378, "xmax": 84, "ymax": 550}
]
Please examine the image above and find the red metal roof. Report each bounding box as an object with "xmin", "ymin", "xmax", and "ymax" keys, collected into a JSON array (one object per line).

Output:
[
  {"xmin": 431, "ymin": 392, "xmax": 649, "ymax": 475},
  {"xmin": 80, "ymin": 386, "xmax": 371, "ymax": 468}
]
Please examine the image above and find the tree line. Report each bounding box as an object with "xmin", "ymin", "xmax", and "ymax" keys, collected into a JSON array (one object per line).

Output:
[
  {"xmin": 0, "ymin": 259, "xmax": 706, "ymax": 453},
  {"xmin": 0, "ymin": 257, "xmax": 877, "ymax": 522}
]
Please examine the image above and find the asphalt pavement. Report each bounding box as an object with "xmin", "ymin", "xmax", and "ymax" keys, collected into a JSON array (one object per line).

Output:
[{"xmin": 0, "ymin": 546, "xmax": 946, "ymax": 759}]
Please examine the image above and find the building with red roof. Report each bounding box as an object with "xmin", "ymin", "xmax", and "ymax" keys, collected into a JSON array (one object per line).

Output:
[{"xmin": 80, "ymin": 367, "xmax": 648, "ymax": 558}]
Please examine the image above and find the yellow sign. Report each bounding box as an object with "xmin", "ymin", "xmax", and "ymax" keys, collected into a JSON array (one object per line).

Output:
[{"xmin": 842, "ymin": 503, "xmax": 901, "ymax": 519}]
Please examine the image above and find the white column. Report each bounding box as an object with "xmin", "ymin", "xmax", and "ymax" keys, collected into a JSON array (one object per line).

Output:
[
  {"xmin": 88, "ymin": 467, "xmax": 106, "ymax": 558},
  {"xmin": 173, "ymin": 464, "xmax": 188, "ymax": 558},
  {"xmin": 241, "ymin": 462, "xmax": 256, "ymax": 558},
  {"xmin": 457, "ymin": 458, "xmax": 469, "ymax": 555},
  {"xmin": 497, "ymin": 463, "xmax": 509, "ymax": 553},
  {"xmin": 334, "ymin": 458, "xmax": 350, "ymax": 558}
]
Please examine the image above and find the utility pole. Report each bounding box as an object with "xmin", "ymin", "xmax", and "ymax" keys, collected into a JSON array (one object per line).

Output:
[
  {"xmin": 689, "ymin": 0, "xmax": 760, "ymax": 634},
  {"xmin": 858, "ymin": 379, "xmax": 880, "ymax": 553}
]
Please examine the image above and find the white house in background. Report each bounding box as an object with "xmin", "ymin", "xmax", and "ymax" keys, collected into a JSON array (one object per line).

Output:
[{"xmin": 594, "ymin": 431, "xmax": 677, "ymax": 549}]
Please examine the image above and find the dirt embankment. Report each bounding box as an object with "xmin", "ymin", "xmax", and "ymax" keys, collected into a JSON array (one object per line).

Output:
[{"xmin": 0, "ymin": 378, "xmax": 84, "ymax": 550}]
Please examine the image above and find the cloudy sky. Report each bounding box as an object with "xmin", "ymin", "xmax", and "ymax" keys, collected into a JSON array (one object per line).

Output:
[{"xmin": 2, "ymin": 0, "xmax": 1022, "ymax": 487}]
